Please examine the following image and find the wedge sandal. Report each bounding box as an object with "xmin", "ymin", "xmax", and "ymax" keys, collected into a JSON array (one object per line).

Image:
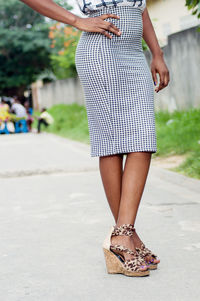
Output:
[{"xmin": 102, "ymin": 224, "xmax": 150, "ymax": 277}]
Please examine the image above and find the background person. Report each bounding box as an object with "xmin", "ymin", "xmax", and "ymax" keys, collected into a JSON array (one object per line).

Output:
[
  {"xmin": 24, "ymin": 100, "xmax": 34, "ymax": 132},
  {"xmin": 0, "ymin": 98, "xmax": 11, "ymax": 132},
  {"xmin": 36, "ymin": 107, "xmax": 54, "ymax": 133},
  {"xmin": 11, "ymin": 96, "xmax": 27, "ymax": 119}
]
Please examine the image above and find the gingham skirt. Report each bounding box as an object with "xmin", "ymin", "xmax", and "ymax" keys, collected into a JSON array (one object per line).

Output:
[{"xmin": 75, "ymin": 6, "xmax": 157, "ymax": 157}]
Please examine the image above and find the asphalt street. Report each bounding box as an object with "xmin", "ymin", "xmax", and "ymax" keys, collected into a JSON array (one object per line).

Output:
[{"xmin": 0, "ymin": 133, "xmax": 200, "ymax": 301}]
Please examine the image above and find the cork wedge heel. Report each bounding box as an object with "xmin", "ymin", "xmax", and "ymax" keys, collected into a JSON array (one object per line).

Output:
[
  {"xmin": 102, "ymin": 224, "xmax": 150, "ymax": 277},
  {"xmin": 103, "ymin": 248, "xmax": 149, "ymax": 276}
]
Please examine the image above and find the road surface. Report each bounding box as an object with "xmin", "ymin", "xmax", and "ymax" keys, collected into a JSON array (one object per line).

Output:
[{"xmin": 0, "ymin": 133, "xmax": 200, "ymax": 301}]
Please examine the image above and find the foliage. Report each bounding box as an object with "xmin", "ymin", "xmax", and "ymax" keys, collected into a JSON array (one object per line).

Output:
[
  {"xmin": 155, "ymin": 109, "xmax": 200, "ymax": 156},
  {"xmin": 0, "ymin": 0, "xmax": 74, "ymax": 97},
  {"xmin": 185, "ymin": 0, "xmax": 200, "ymax": 18},
  {"xmin": 54, "ymin": 0, "xmax": 73, "ymax": 10},
  {"xmin": 43, "ymin": 104, "xmax": 89, "ymax": 143},
  {"xmin": 155, "ymin": 108, "xmax": 200, "ymax": 179},
  {"xmin": 0, "ymin": 0, "xmax": 51, "ymax": 97},
  {"xmin": 49, "ymin": 23, "xmax": 81, "ymax": 79},
  {"xmin": 174, "ymin": 150, "xmax": 200, "ymax": 179},
  {"xmin": 142, "ymin": 39, "xmax": 148, "ymax": 51}
]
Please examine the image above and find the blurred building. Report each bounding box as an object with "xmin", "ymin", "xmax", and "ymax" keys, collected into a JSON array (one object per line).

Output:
[{"xmin": 147, "ymin": 0, "xmax": 200, "ymax": 45}]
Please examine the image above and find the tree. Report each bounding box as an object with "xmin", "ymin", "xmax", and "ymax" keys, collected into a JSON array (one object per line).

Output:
[
  {"xmin": 0, "ymin": 0, "xmax": 73, "ymax": 98},
  {"xmin": 49, "ymin": 23, "xmax": 81, "ymax": 79},
  {"xmin": 185, "ymin": 0, "xmax": 200, "ymax": 18},
  {"xmin": 0, "ymin": 0, "xmax": 50, "ymax": 97}
]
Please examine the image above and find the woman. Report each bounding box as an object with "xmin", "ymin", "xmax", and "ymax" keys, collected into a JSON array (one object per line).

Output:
[{"xmin": 21, "ymin": 0, "xmax": 169, "ymax": 277}]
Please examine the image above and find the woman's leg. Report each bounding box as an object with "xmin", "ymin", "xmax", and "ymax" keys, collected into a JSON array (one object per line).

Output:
[
  {"xmin": 111, "ymin": 152, "xmax": 152, "ymax": 259},
  {"xmin": 99, "ymin": 154, "xmax": 124, "ymax": 223},
  {"xmin": 100, "ymin": 151, "xmax": 153, "ymax": 261},
  {"xmin": 116, "ymin": 152, "xmax": 152, "ymax": 226}
]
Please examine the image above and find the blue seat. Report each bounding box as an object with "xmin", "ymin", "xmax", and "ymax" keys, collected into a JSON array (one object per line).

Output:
[
  {"xmin": 0, "ymin": 122, "xmax": 10, "ymax": 134},
  {"xmin": 15, "ymin": 119, "xmax": 28, "ymax": 133}
]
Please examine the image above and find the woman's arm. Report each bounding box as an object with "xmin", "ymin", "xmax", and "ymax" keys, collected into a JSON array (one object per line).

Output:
[
  {"xmin": 20, "ymin": 0, "xmax": 121, "ymax": 39},
  {"xmin": 142, "ymin": 8, "xmax": 170, "ymax": 93}
]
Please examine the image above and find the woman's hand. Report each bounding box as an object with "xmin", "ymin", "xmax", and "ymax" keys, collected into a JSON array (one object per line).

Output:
[
  {"xmin": 151, "ymin": 53, "xmax": 170, "ymax": 93},
  {"xmin": 74, "ymin": 14, "xmax": 122, "ymax": 39}
]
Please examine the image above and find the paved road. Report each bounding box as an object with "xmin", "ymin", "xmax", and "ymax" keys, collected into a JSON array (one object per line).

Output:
[{"xmin": 0, "ymin": 133, "xmax": 200, "ymax": 301}]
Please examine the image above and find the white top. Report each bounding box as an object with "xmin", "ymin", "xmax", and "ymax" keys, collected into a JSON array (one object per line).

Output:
[
  {"xmin": 11, "ymin": 103, "xmax": 27, "ymax": 118},
  {"xmin": 40, "ymin": 111, "xmax": 54, "ymax": 125},
  {"xmin": 76, "ymin": 0, "xmax": 146, "ymax": 15}
]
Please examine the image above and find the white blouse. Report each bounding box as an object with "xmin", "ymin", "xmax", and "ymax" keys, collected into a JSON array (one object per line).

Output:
[{"xmin": 76, "ymin": 0, "xmax": 146, "ymax": 15}]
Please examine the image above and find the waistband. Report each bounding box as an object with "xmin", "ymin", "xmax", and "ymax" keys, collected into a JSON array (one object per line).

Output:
[{"xmin": 87, "ymin": 5, "xmax": 143, "ymax": 17}]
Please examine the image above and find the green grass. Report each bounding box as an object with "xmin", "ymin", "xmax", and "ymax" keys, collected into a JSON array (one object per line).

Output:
[
  {"xmin": 42, "ymin": 104, "xmax": 200, "ymax": 179},
  {"xmin": 155, "ymin": 109, "xmax": 200, "ymax": 156},
  {"xmin": 44, "ymin": 103, "xmax": 90, "ymax": 143},
  {"xmin": 155, "ymin": 109, "xmax": 200, "ymax": 179}
]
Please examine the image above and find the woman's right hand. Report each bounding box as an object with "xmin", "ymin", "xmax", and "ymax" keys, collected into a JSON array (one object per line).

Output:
[{"xmin": 74, "ymin": 14, "xmax": 122, "ymax": 39}]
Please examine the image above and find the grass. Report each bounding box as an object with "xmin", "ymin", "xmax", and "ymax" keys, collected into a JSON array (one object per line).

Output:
[
  {"xmin": 43, "ymin": 103, "xmax": 90, "ymax": 144},
  {"xmin": 42, "ymin": 104, "xmax": 200, "ymax": 179},
  {"xmin": 155, "ymin": 109, "xmax": 200, "ymax": 179}
]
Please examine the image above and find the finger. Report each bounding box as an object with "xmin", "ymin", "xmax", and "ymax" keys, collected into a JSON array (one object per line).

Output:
[
  {"xmin": 101, "ymin": 22, "xmax": 121, "ymax": 36},
  {"xmin": 164, "ymin": 71, "xmax": 170, "ymax": 87},
  {"xmin": 157, "ymin": 72, "xmax": 165, "ymax": 92},
  {"xmin": 99, "ymin": 13, "xmax": 120, "ymax": 20},
  {"xmin": 103, "ymin": 20, "xmax": 122, "ymax": 35},
  {"xmin": 99, "ymin": 28, "xmax": 112, "ymax": 39},
  {"xmin": 151, "ymin": 69, "xmax": 158, "ymax": 86}
]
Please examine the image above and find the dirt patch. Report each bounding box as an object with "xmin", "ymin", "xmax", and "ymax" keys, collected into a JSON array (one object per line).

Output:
[{"xmin": 151, "ymin": 154, "xmax": 187, "ymax": 169}]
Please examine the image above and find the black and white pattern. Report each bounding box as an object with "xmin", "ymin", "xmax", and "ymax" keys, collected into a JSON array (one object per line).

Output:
[
  {"xmin": 75, "ymin": 5, "xmax": 157, "ymax": 157},
  {"xmin": 76, "ymin": 0, "xmax": 146, "ymax": 15}
]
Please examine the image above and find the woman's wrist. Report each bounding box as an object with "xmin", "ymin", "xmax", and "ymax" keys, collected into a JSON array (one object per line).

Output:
[
  {"xmin": 61, "ymin": 13, "xmax": 81, "ymax": 27},
  {"xmin": 152, "ymin": 49, "xmax": 163, "ymax": 59},
  {"xmin": 70, "ymin": 15, "xmax": 82, "ymax": 28}
]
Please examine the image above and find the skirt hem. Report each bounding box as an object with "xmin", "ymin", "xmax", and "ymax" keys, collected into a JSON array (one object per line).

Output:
[{"xmin": 90, "ymin": 148, "xmax": 157, "ymax": 157}]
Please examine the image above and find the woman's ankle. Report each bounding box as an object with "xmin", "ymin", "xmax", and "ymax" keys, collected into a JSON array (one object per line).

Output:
[{"xmin": 132, "ymin": 230, "xmax": 143, "ymax": 248}]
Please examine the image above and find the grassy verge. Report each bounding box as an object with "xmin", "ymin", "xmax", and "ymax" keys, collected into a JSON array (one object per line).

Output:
[
  {"xmin": 42, "ymin": 104, "xmax": 200, "ymax": 179},
  {"xmin": 43, "ymin": 103, "xmax": 90, "ymax": 144},
  {"xmin": 155, "ymin": 109, "xmax": 200, "ymax": 179}
]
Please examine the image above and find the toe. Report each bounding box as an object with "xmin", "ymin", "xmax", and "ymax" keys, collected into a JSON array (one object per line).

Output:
[
  {"xmin": 139, "ymin": 264, "xmax": 149, "ymax": 271},
  {"xmin": 153, "ymin": 258, "xmax": 160, "ymax": 264}
]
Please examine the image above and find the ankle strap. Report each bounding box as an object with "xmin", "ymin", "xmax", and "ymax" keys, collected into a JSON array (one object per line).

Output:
[{"xmin": 112, "ymin": 224, "xmax": 135, "ymax": 237}]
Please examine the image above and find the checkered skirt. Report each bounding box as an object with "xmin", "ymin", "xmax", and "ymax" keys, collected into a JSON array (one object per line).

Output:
[{"xmin": 75, "ymin": 5, "xmax": 157, "ymax": 157}]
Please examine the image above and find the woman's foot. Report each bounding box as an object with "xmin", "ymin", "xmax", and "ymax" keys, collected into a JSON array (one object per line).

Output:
[
  {"xmin": 111, "ymin": 232, "xmax": 149, "ymax": 272},
  {"xmin": 132, "ymin": 229, "xmax": 160, "ymax": 265}
]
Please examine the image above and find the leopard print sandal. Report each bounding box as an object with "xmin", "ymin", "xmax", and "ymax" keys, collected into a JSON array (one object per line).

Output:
[
  {"xmin": 135, "ymin": 243, "xmax": 160, "ymax": 270},
  {"xmin": 102, "ymin": 224, "xmax": 150, "ymax": 277}
]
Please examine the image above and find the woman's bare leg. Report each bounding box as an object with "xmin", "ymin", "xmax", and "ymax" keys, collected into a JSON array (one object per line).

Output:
[
  {"xmin": 116, "ymin": 152, "xmax": 151, "ymax": 226},
  {"xmin": 99, "ymin": 151, "xmax": 153, "ymax": 263},
  {"xmin": 99, "ymin": 154, "xmax": 124, "ymax": 223},
  {"xmin": 111, "ymin": 152, "xmax": 152, "ymax": 260}
]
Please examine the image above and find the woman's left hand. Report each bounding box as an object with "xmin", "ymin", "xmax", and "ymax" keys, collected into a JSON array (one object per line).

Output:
[{"xmin": 151, "ymin": 53, "xmax": 170, "ymax": 93}]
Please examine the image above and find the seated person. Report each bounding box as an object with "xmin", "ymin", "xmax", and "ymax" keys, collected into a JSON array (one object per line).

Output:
[
  {"xmin": 37, "ymin": 108, "xmax": 54, "ymax": 133},
  {"xmin": 0, "ymin": 98, "xmax": 11, "ymax": 129},
  {"xmin": 11, "ymin": 96, "xmax": 27, "ymax": 119},
  {"xmin": 24, "ymin": 100, "xmax": 34, "ymax": 132}
]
